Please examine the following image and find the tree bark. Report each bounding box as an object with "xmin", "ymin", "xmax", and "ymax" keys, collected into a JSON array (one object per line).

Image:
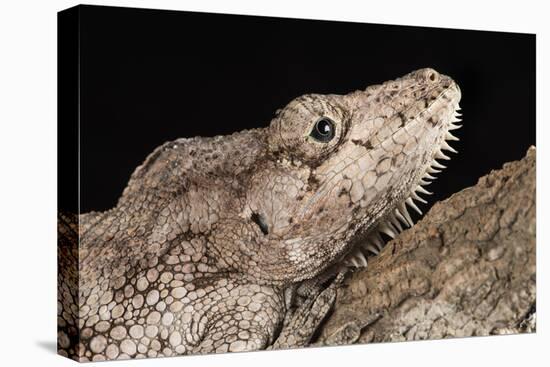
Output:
[{"xmin": 315, "ymin": 147, "xmax": 536, "ymax": 345}]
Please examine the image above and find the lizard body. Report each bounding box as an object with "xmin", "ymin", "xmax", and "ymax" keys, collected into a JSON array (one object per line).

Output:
[{"xmin": 58, "ymin": 68, "xmax": 462, "ymax": 361}]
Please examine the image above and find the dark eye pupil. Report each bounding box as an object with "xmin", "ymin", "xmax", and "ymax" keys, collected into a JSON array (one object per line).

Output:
[
  {"xmin": 317, "ymin": 120, "xmax": 331, "ymax": 135},
  {"xmin": 310, "ymin": 118, "xmax": 335, "ymax": 142}
]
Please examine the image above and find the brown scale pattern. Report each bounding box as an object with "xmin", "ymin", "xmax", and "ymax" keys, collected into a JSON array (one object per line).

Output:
[{"xmin": 58, "ymin": 68, "xmax": 462, "ymax": 360}]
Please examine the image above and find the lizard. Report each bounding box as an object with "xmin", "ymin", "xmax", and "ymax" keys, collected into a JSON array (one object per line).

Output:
[{"xmin": 57, "ymin": 68, "xmax": 462, "ymax": 361}]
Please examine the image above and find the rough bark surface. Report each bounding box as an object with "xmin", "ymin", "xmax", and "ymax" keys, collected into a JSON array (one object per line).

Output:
[{"xmin": 315, "ymin": 147, "xmax": 536, "ymax": 345}]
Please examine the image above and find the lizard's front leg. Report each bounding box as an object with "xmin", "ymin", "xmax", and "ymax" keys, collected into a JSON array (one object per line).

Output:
[
  {"xmin": 270, "ymin": 270, "xmax": 348, "ymax": 349},
  {"xmin": 189, "ymin": 281, "xmax": 286, "ymax": 354}
]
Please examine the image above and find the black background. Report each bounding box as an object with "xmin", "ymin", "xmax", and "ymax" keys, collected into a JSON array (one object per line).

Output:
[{"xmin": 63, "ymin": 5, "xmax": 535, "ymax": 213}]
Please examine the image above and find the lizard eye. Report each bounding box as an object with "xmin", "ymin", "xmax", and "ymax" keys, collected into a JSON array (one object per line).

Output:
[{"xmin": 310, "ymin": 117, "xmax": 336, "ymax": 142}]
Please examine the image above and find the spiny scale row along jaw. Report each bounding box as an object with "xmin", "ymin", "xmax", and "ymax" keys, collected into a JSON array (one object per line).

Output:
[
  {"xmin": 344, "ymin": 70, "xmax": 462, "ymax": 269},
  {"xmin": 219, "ymin": 68, "xmax": 462, "ymax": 284}
]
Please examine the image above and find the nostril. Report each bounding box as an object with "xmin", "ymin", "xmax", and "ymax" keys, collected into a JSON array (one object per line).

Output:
[
  {"xmin": 426, "ymin": 69, "xmax": 440, "ymax": 83},
  {"xmin": 416, "ymin": 68, "xmax": 440, "ymax": 83}
]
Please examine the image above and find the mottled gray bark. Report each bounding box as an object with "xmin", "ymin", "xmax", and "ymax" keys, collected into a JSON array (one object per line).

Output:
[{"xmin": 315, "ymin": 147, "xmax": 536, "ymax": 345}]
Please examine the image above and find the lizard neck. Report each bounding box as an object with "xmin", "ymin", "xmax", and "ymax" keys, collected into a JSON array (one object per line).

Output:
[{"xmin": 79, "ymin": 129, "xmax": 271, "ymax": 283}]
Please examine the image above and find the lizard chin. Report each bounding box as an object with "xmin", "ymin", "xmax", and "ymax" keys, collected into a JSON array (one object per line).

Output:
[{"xmin": 341, "ymin": 104, "xmax": 463, "ymax": 269}]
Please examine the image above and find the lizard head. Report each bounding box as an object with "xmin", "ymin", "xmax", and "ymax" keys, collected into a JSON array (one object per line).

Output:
[{"xmin": 240, "ymin": 68, "xmax": 462, "ymax": 283}]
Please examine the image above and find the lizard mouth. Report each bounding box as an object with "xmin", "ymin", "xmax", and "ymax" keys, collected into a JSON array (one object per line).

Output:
[{"xmin": 342, "ymin": 104, "xmax": 463, "ymax": 268}]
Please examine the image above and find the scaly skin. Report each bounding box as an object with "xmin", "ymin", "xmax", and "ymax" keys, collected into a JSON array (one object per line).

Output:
[{"xmin": 57, "ymin": 68, "xmax": 462, "ymax": 361}]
